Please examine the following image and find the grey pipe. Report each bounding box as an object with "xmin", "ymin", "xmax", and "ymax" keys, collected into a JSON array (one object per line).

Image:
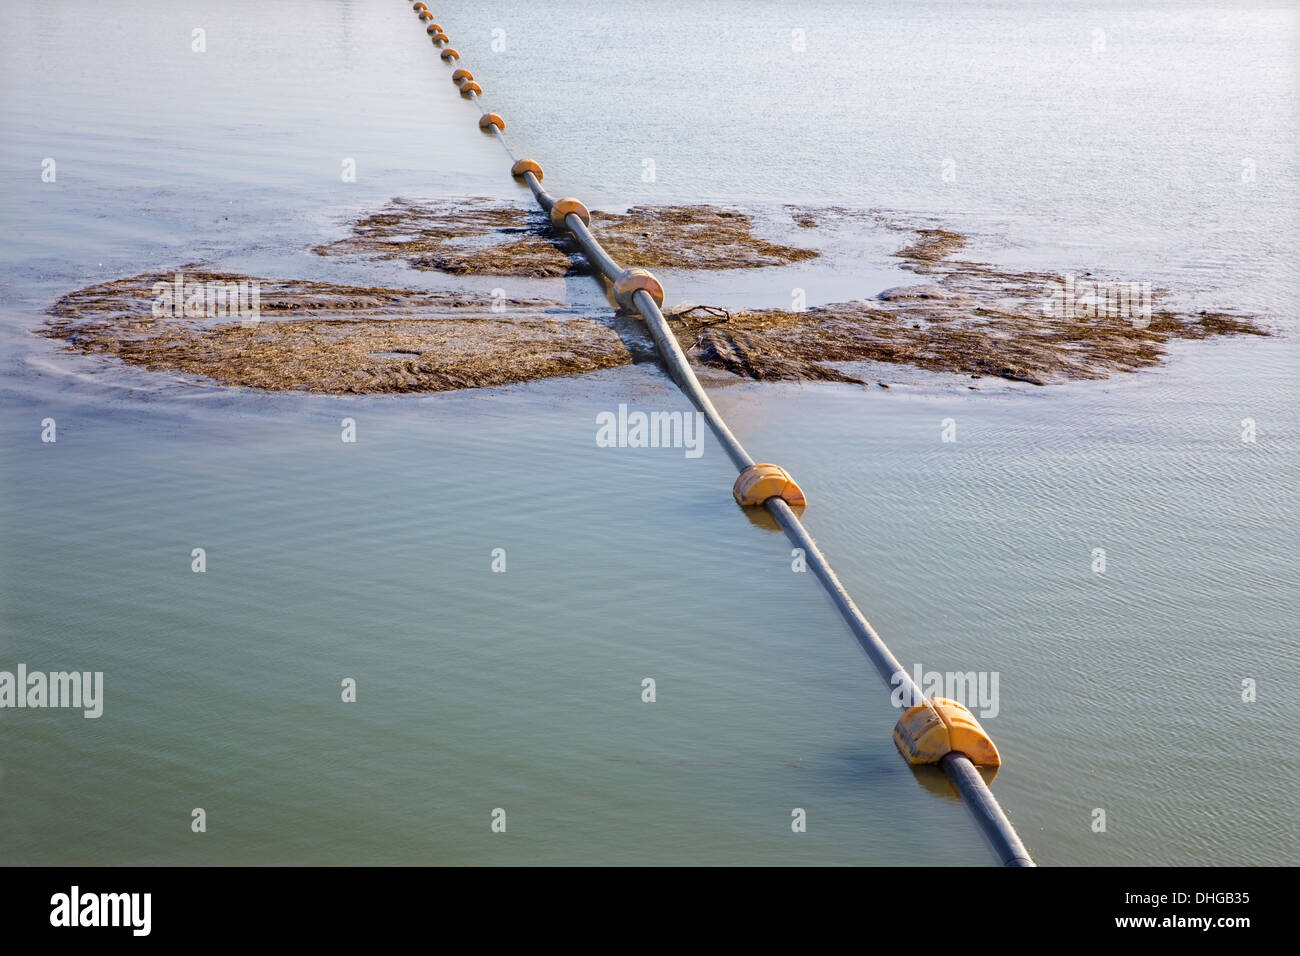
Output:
[
  {"xmin": 631, "ymin": 289, "xmax": 754, "ymax": 471},
  {"xmin": 943, "ymin": 753, "xmax": 1036, "ymax": 866},
  {"xmin": 508, "ymin": 127, "xmax": 1033, "ymax": 868},
  {"xmin": 522, "ymin": 170, "xmax": 554, "ymax": 212},
  {"xmin": 765, "ymin": 496, "xmax": 921, "ymax": 699},
  {"xmin": 565, "ymin": 214, "xmax": 627, "ymax": 286}
]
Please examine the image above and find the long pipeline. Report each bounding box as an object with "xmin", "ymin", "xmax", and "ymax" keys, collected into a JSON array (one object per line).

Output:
[{"xmin": 414, "ymin": 4, "xmax": 1034, "ymax": 867}]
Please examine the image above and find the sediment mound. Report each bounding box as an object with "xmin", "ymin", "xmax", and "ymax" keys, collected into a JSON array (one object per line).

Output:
[
  {"xmin": 38, "ymin": 203, "xmax": 1267, "ymax": 394},
  {"xmin": 312, "ymin": 198, "xmax": 818, "ymax": 277},
  {"xmin": 42, "ymin": 272, "xmax": 631, "ymax": 393}
]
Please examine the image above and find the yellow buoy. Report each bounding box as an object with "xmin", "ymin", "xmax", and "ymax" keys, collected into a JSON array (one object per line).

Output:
[
  {"xmin": 460, "ymin": 81, "xmax": 482, "ymax": 96},
  {"xmin": 439, "ymin": 48, "xmax": 459, "ymax": 61},
  {"xmin": 549, "ymin": 196, "xmax": 590, "ymax": 229},
  {"xmin": 478, "ymin": 112, "xmax": 505, "ymax": 132},
  {"xmin": 732, "ymin": 463, "xmax": 806, "ymax": 508},
  {"xmin": 614, "ymin": 268, "xmax": 665, "ymax": 310},
  {"xmin": 892, "ymin": 697, "xmax": 1001, "ymax": 767},
  {"xmin": 451, "ymin": 69, "xmax": 474, "ymax": 82},
  {"xmin": 510, "ymin": 158, "xmax": 543, "ymax": 181}
]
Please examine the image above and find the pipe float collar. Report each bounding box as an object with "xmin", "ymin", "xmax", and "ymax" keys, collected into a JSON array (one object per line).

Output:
[
  {"xmin": 434, "ymin": 33, "xmax": 450, "ymax": 43},
  {"xmin": 510, "ymin": 158, "xmax": 543, "ymax": 181},
  {"xmin": 614, "ymin": 267, "xmax": 664, "ymax": 311},
  {"xmin": 451, "ymin": 68, "xmax": 474, "ymax": 82},
  {"xmin": 412, "ymin": 2, "xmax": 427, "ymax": 10},
  {"xmin": 550, "ymin": 197, "xmax": 590, "ymax": 229},
  {"xmin": 439, "ymin": 48, "xmax": 459, "ymax": 61},
  {"xmin": 426, "ymin": 24, "xmax": 442, "ymax": 35},
  {"xmin": 460, "ymin": 81, "xmax": 483, "ymax": 97},
  {"xmin": 732, "ymin": 463, "xmax": 806, "ymax": 508},
  {"xmin": 478, "ymin": 112, "xmax": 506, "ymax": 132},
  {"xmin": 893, "ymin": 697, "xmax": 1001, "ymax": 767},
  {"xmin": 418, "ymin": 11, "xmax": 434, "ymax": 22}
]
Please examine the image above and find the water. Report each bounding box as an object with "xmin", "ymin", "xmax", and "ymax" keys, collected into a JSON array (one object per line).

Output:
[{"xmin": 1, "ymin": 0, "xmax": 1296, "ymax": 865}]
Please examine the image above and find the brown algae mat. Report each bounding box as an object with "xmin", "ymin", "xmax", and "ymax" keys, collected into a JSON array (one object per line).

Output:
[
  {"xmin": 674, "ymin": 222, "xmax": 1266, "ymax": 386},
  {"xmin": 313, "ymin": 197, "xmax": 818, "ymax": 276},
  {"xmin": 312, "ymin": 198, "xmax": 570, "ymax": 278},
  {"xmin": 39, "ymin": 201, "xmax": 1267, "ymax": 393},
  {"xmin": 42, "ymin": 272, "xmax": 631, "ymax": 393}
]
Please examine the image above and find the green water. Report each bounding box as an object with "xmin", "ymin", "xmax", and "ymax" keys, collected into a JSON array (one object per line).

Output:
[
  {"xmin": 1, "ymin": 0, "xmax": 1297, "ymax": 865},
  {"xmin": 0, "ymin": 377, "xmax": 993, "ymax": 865}
]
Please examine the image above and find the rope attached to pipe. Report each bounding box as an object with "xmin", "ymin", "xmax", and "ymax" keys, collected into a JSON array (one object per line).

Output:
[{"xmin": 409, "ymin": 6, "xmax": 1034, "ymax": 867}]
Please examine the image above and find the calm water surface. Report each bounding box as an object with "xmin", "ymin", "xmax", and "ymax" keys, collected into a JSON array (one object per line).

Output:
[{"xmin": 1, "ymin": 0, "xmax": 1296, "ymax": 864}]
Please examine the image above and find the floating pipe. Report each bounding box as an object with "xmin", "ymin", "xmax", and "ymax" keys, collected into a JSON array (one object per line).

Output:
[{"xmin": 417, "ymin": 14, "xmax": 1034, "ymax": 868}]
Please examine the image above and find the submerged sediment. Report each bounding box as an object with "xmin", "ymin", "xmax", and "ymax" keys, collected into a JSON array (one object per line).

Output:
[
  {"xmin": 312, "ymin": 197, "xmax": 819, "ymax": 277},
  {"xmin": 670, "ymin": 222, "xmax": 1265, "ymax": 386},
  {"xmin": 673, "ymin": 300, "xmax": 1262, "ymax": 387},
  {"xmin": 42, "ymin": 272, "xmax": 631, "ymax": 393},
  {"xmin": 312, "ymin": 198, "xmax": 570, "ymax": 277},
  {"xmin": 39, "ymin": 202, "xmax": 1268, "ymax": 394}
]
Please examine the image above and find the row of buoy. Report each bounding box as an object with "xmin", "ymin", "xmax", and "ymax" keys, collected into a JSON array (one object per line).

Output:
[
  {"xmin": 401, "ymin": 4, "xmax": 1032, "ymax": 866},
  {"xmin": 413, "ymin": 5, "xmax": 457, "ymax": 60},
  {"xmin": 414, "ymin": 15, "xmax": 665, "ymax": 311},
  {"xmin": 412, "ymin": 5, "xmax": 497, "ymax": 120}
]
